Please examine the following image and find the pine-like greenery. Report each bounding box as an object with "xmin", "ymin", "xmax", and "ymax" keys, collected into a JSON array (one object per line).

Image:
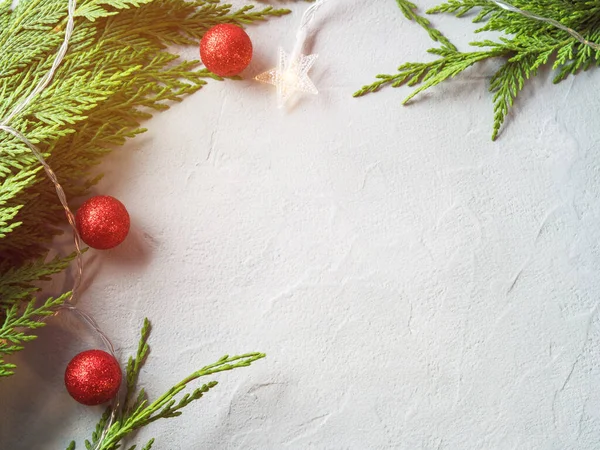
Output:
[
  {"xmin": 355, "ymin": 0, "xmax": 600, "ymax": 140},
  {"xmin": 0, "ymin": 0, "xmax": 289, "ymax": 377},
  {"xmin": 66, "ymin": 318, "xmax": 266, "ymax": 450}
]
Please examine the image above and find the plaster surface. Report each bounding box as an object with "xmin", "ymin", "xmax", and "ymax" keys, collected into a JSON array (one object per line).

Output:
[{"xmin": 2, "ymin": 1, "xmax": 600, "ymax": 448}]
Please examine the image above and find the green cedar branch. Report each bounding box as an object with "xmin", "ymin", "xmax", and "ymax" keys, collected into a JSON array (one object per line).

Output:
[
  {"xmin": 0, "ymin": 252, "xmax": 77, "ymax": 307},
  {"xmin": 396, "ymin": 0, "xmax": 456, "ymax": 50},
  {"xmin": 0, "ymin": 292, "xmax": 70, "ymax": 376},
  {"xmin": 356, "ymin": 0, "xmax": 600, "ymax": 140},
  {"xmin": 0, "ymin": 0, "xmax": 290, "ymax": 263},
  {"xmin": 69, "ymin": 318, "xmax": 265, "ymax": 450}
]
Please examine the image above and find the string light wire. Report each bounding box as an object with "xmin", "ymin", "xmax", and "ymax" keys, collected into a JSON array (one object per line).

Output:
[
  {"xmin": 0, "ymin": 0, "xmax": 118, "ymax": 446},
  {"xmin": 491, "ymin": 0, "xmax": 600, "ymax": 51},
  {"xmin": 290, "ymin": 0, "xmax": 330, "ymax": 61},
  {"xmin": 1, "ymin": 0, "xmax": 82, "ymax": 304}
]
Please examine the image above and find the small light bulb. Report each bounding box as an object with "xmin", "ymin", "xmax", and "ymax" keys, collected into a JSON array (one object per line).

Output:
[
  {"xmin": 255, "ymin": 48, "xmax": 319, "ymax": 108},
  {"xmin": 282, "ymin": 70, "xmax": 298, "ymax": 84}
]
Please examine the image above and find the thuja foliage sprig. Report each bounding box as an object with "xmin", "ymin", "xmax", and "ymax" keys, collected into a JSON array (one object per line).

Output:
[
  {"xmin": 0, "ymin": 0, "xmax": 288, "ymax": 377},
  {"xmin": 0, "ymin": 0, "xmax": 289, "ymax": 264},
  {"xmin": 395, "ymin": 0, "xmax": 455, "ymax": 51},
  {"xmin": 66, "ymin": 318, "xmax": 266, "ymax": 450},
  {"xmin": 0, "ymin": 292, "xmax": 70, "ymax": 377},
  {"xmin": 355, "ymin": 0, "xmax": 600, "ymax": 140}
]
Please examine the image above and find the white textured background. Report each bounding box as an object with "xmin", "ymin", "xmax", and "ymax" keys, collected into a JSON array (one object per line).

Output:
[{"xmin": 2, "ymin": 0, "xmax": 600, "ymax": 448}]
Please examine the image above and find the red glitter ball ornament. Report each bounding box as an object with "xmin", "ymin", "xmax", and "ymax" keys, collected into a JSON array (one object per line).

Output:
[
  {"xmin": 200, "ymin": 24, "xmax": 253, "ymax": 77},
  {"xmin": 76, "ymin": 195, "xmax": 130, "ymax": 250},
  {"xmin": 65, "ymin": 350, "xmax": 122, "ymax": 406}
]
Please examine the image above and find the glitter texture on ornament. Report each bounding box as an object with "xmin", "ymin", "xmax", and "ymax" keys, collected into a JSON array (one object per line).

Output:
[
  {"xmin": 200, "ymin": 23, "xmax": 253, "ymax": 77},
  {"xmin": 65, "ymin": 350, "xmax": 122, "ymax": 406},
  {"xmin": 76, "ymin": 195, "xmax": 130, "ymax": 250}
]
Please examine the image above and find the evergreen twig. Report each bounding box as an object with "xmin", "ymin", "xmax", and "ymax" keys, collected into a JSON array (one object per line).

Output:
[
  {"xmin": 396, "ymin": 0, "xmax": 456, "ymax": 50},
  {"xmin": 356, "ymin": 0, "xmax": 600, "ymax": 140},
  {"xmin": 68, "ymin": 319, "xmax": 265, "ymax": 450},
  {"xmin": 0, "ymin": 292, "xmax": 70, "ymax": 376}
]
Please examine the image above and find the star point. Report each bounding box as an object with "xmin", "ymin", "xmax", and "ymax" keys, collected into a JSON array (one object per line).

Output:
[{"xmin": 255, "ymin": 47, "xmax": 319, "ymax": 108}]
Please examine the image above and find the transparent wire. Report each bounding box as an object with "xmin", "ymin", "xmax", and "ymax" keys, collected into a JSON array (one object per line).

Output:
[
  {"xmin": 291, "ymin": 0, "xmax": 330, "ymax": 60},
  {"xmin": 291, "ymin": 0, "xmax": 600, "ymax": 55},
  {"xmin": 0, "ymin": 0, "xmax": 118, "ymax": 447},
  {"xmin": 491, "ymin": 0, "xmax": 600, "ymax": 51}
]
